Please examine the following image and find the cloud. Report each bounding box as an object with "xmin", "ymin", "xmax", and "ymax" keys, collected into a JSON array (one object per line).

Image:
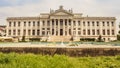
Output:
[{"xmin": 0, "ymin": 0, "xmax": 120, "ymax": 28}]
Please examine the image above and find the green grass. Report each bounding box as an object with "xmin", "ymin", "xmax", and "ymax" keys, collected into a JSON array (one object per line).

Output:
[{"xmin": 0, "ymin": 53, "xmax": 120, "ymax": 68}]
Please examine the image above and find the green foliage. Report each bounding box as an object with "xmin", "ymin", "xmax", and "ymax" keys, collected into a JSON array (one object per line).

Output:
[
  {"xmin": 0, "ymin": 53, "xmax": 120, "ymax": 68},
  {"xmin": 117, "ymin": 35, "xmax": 120, "ymax": 41},
  {"xmin": 21, "ymin": 36, "xmax": 26, "ymax": 42},
  {"xmin": 97, "ymin": 35, "xmax": 103, "ymax": 42},
  {"xmin": 29, "ymin": 38, "xmax": 41, "ymax": 42},
  {"xmin": 80, "ymin": 38, "xmax": 95, "ymax": 41}
]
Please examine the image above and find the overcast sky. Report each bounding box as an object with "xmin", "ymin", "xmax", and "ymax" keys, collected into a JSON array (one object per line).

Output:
[{"xmin": 0, "ymin": 0, "xmax": 120, "ymax": 26}]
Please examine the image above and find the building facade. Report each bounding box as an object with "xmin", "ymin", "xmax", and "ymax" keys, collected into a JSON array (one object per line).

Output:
[{"xmin": 6, "ymin": 6, "xmax": 117, "ymax": 42}]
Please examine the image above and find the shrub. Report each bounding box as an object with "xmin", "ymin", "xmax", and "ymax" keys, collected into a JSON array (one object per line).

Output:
[{"xmin": 80, "ymin": 38, "xmax": 95, "ymax": 41}]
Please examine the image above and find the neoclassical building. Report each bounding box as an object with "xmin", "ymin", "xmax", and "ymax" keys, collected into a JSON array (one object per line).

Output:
[{"xmin": 6, "ymin": 6, "xmax": 117, "ymax": 42}]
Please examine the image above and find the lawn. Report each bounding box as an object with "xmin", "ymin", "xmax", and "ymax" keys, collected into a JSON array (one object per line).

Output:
[{"xmin": 0, "ymin": 53, "xmax": 120, "ymax": 68}]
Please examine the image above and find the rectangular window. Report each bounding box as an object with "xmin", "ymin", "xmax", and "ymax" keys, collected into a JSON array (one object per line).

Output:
[
  {"xmin": 103, "ymin": 22, "xmax": 105, "ymax": 26},
  {"xmin": 33, "ymin": 21, "xmax": 35, "ymax": 26},
  {"xmin": 88, "ymin": 21, "xmax": 90, "ymax": 26},
  {"xmin": 9, "ymin": 22, "xmax": 11, "ymax": 27},
  {"xmin": 103, "ymin": 29, "xmax": 105, "ymax": 35},
  {"xmin": 78, "ymin": 21, "xmax": 80, "ymax": 26},
  {"xmin": 73, "ymin": 21, "xmax": 76, "ymax": 26},
  {"xmin": 37, "ymin": 30, "xmax": 40, "ymax": 36},
  {"xmin": 83, "ymin": 29, "xmax": 86, "ymax": 35},
  {"xmin": 14, "ymin": 22, "xmax": 16, "ymax": 27},
  {"xmin": 97, "ymin": 21, "xmax": 99, "ymax": 26},
  {"xmin": 88, "ymin": 29, "xmax": 90, "ymax": 35},
  {"xmin": 47, "ymin": 21, "xmax": 50, "ymax": 26},
  {"xmin": 78, "ymin": 31, "xmax": 81, "ymax": 35},
  {"xmin": 97, "ymin": 30, "xmax": 100, "ymax": 35},
  {"xmin": 107, "ymin": 30, "xmax": 110, "ymax": 35},
  {"xmin": 13, "ymin": 29, "xmax": 16, "ymax": 35},
  {"xmin": 37, "ymin": 21, "xmax": 40, "ymax": 26},
  {"xmin": 18, "ymin": 21, "xmax": 20, "ymax": 27},
  {"xmin": 9, "ymin": 30, "xmax": 11, "ymax": 35},
  {"xmin": 92, "ymin": 21, "xmax": 94, "ymax": 26},
  {"xmin": 83, "ymin": 21, "xmax": 85, "ymax": 26},
  {"xmin": 43, "ymin": 21, "xmax": 45, "ymax": 26},
  {"xmin": 107, "ymin": 22, "xmax": 109, "ymax": 26},
  {"xmin": 112, "ymin": 22, "xmax": 114, "ymax": 26},
  {"xmin": 92, "ymin": 29, "xmax": 95, "ymax": 35},
  {"xmin": 112, "ymin": 30, "xmax": 115, "ymax": 35},
  {"xmin": 23, "ymin": 29, "xmax": 26, "ymax": 36},
  {"xmin": 18, "ymin": 29, "xmax": 20, "ymax": 36},
  {"xmin": 24, "ymin": 21, "xmax": 26, "ymax": 26},
  {"xmin": 32, "ymin": 30, "xmax": 35, "ymax": 35},
  {"xmin": 28, "ymin": 30, "xmax": 31, "ymax": 36},
  {"xmin": 29, "ymin": 21, "xmax": 31, "ymax": 26}
]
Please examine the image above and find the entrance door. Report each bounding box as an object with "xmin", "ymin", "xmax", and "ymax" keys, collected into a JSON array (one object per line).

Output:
[{"xmin": 60, "ymin": 29, "xmax": 63, "ymax": 36}]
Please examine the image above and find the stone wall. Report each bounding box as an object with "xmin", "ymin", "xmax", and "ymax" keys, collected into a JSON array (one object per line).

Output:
[{"xmin": 0, "ymin": 47, "xmax": 120, "ymax": 57}]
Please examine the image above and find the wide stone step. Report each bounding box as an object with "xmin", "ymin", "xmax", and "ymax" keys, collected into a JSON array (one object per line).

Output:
[{"xmin": 48, "ymin": 36, "xmax": 71, "ymax": 42}]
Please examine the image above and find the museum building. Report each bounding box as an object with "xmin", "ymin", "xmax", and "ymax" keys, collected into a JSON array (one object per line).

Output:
[{"xmin": 6, "ymin": 6, "xmax": 117, "ymax": 42}]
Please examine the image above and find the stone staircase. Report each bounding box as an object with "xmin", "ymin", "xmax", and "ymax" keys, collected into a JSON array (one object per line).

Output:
[{"xmin": 48, "ymin": 36, "xmax": 71, "ymax": 42}]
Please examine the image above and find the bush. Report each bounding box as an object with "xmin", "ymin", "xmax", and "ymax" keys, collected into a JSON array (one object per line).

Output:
[
  {"xmin": 80, "ymin": 38, "xmax": 95, "ymax": 41},
  {"xmin": 29, "ymin": 38, "xmax": 41, "ymax": 42}
]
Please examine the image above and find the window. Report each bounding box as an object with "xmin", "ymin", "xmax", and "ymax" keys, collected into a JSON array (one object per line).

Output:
[
  {"xmin": 107, "ymin": 30, "xmax": 110, "ymax": 35},
  {"xmin": 28, "ymin": 21, "xmax": 31, "ymax": 26},
  {"xmin": 47, "ymin": 20, "xmax": 50, "ymax": 26},
  {"xmin": 73, "ymin": 28, "xmax": 76, "ymax": 30},
  {"xmin": 65, "ymin": 19, "xmax": 67, "ymax": 26},
  {"xmin": 42, "ymin": 28, "xmax": 45, "ymax": 30},
  {"xmin": 52, "ymin": 19, "xmax": 54, "ymax": 25},
  {"xmin": 47, "ymin": 28, "xmax": 50, "ymax": 30},
  {"xmin": 112, "ymin": 22, "xmax": 114, "ymax": 26},
  {"xmin": 97, "ymin": 29, "xmax": 100, "ymax": 35},
  {"xmin": 32, "ymin": 30, "xmax": 35, "ymax": 35},
  {"xmin": 92, "ymin": 29, "xmax": 95, "ymax": 35},
  {"xmin": 103, "ymin": 22, "xmax": 105, "ymax": 26},
  {"xmin": 78, "ymin": 28, "xmax": 81, "ymax": 30},
  {"xmin": 69, "ymin": 19, "xmax": 71, "ymax": 26},
  {"xmin": 9, "ymin": 30, "xmax": 11, "ymax": 35},
  {"xmin": 24, "ymin": 21, "xmax": 26, "ymax": 26},
  {"xmin": 37, "ymin": 21, "xmax": 40, "ymax": 26},
  {"xmin": 112, "ymin": 30, "xmax": 115, "ymax": 35},
  {"xmin": 73, "ymin": 21, "xmax": 76, "ymax": 26},
  {"xmin": 83, "ymin": 21, "xmax": 85, "ymax": 26},
  {"xmin": 42, "ymin": 31, "xmax": 45, "ymax": 35},
  {"xmin": 52, "ymin": 29, "xmax": 54, "ymax": 35},
  {"xmin": 92, "ymin": 21, "xmax": 94, "ymax": 26},
  {"xmin": 18, "ymin": 30, "xmax": 20, "ymax": 36},
  {"xmin": 14, "ymin": 22, "xmax": 16, "ymax": 27},
  {"xmin": 9, "ymin": 22, "xmax": 11, "ymax": 27},
  {"xmin": 97, "ymin": 21, "xmax": 99, "ymax": 26},
  {"xmin": 88, "ymin": 29, "xmax": 90, "ymax": 35},
  {"xmin": 83, "ymin": 29, "xmax": 86, "ymax": 35},
  {"xmin": 37, "ymin": 30, "xmax": 40, "ymax": 36},
  {"xmin": 43, "ymin": 21, "xmax": 45, "ymax": 26},
  {"xmin": 33, "ymin": 21, "xmax": 35, "ymax": 26},
  {"xmin": 60, "ymin": 19, "xmax": 63, "ymax": 25},
  {"xmin": 23, "ymin": 29, "xmax": 26, "ymax": 35},
  {"xmin": 13, "ymin": 30, "xmax": 16, "ymax": 35},
  {"xmin": 18, "ymin": 21, "xmax": 20, "ymax": 27},
  {"xmin": 56, "ymin": 19, "xmax": 58, "ymax": 25},
  {"xmin": 78, "ymin": 21, "xmax": 80, "ymax": 26},
  {"xmin": 88, "ymin": 21, "xmax": 90, "ymax": 26},
  {"xmin": 107, "ymin": 22, "xmax": 109, "ymax": 26},
  {"xmin": 78, "ymin": 31, "xmax": 81, "ymax": 35},
  {"xmin": 69, "ymin": 29, "xmax": 71, "ymax": 35},
  {"xmin": 103, "ymin": 29, "xmax": 105, "ymax": 35},
  {"xmin": 28, "ymin": 30, "xmax": 31, "ymax": 36}
]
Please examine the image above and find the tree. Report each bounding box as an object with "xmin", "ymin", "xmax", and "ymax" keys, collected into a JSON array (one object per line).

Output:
[
  {"xmin": 70, "ymin": 36, "xmax": 74, "ymax": 41},
  {"xmin": 119, "ymin": 30, "xmax": 120, "ymax": 34},
  {"xmin": 97, "ymin": 35, "xmax": 103, "ymax": 42},
  {"xmin": 117, "ymin": 35, "xmax": 120, "ymax": 41},
  {"xmin": 21, "ymin": 35, "xmax": 25, "ymax": 42}
]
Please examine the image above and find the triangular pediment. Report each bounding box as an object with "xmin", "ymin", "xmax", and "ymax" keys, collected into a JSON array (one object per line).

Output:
[{"xmin": 50, "ymin": 10, "xmax": 73, "ymax": 16}]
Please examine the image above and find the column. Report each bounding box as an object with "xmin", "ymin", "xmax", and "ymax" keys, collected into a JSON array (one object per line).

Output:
[
  {"xmin": 63, "ymin": 19, "xmax": 65, "ymax": 36},
  {"xmin": 54, "ymin": 19, "xmax": 56, "ymax": 36},
  {"xmin": 58, "ymin": 19, "xmax": 60, "ymax": 36}
]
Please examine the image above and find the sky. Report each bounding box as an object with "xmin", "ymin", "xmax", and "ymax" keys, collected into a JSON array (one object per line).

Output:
[{"xmin": 0, "ymin": 0, "xmax": 120, "ymax": 27}]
